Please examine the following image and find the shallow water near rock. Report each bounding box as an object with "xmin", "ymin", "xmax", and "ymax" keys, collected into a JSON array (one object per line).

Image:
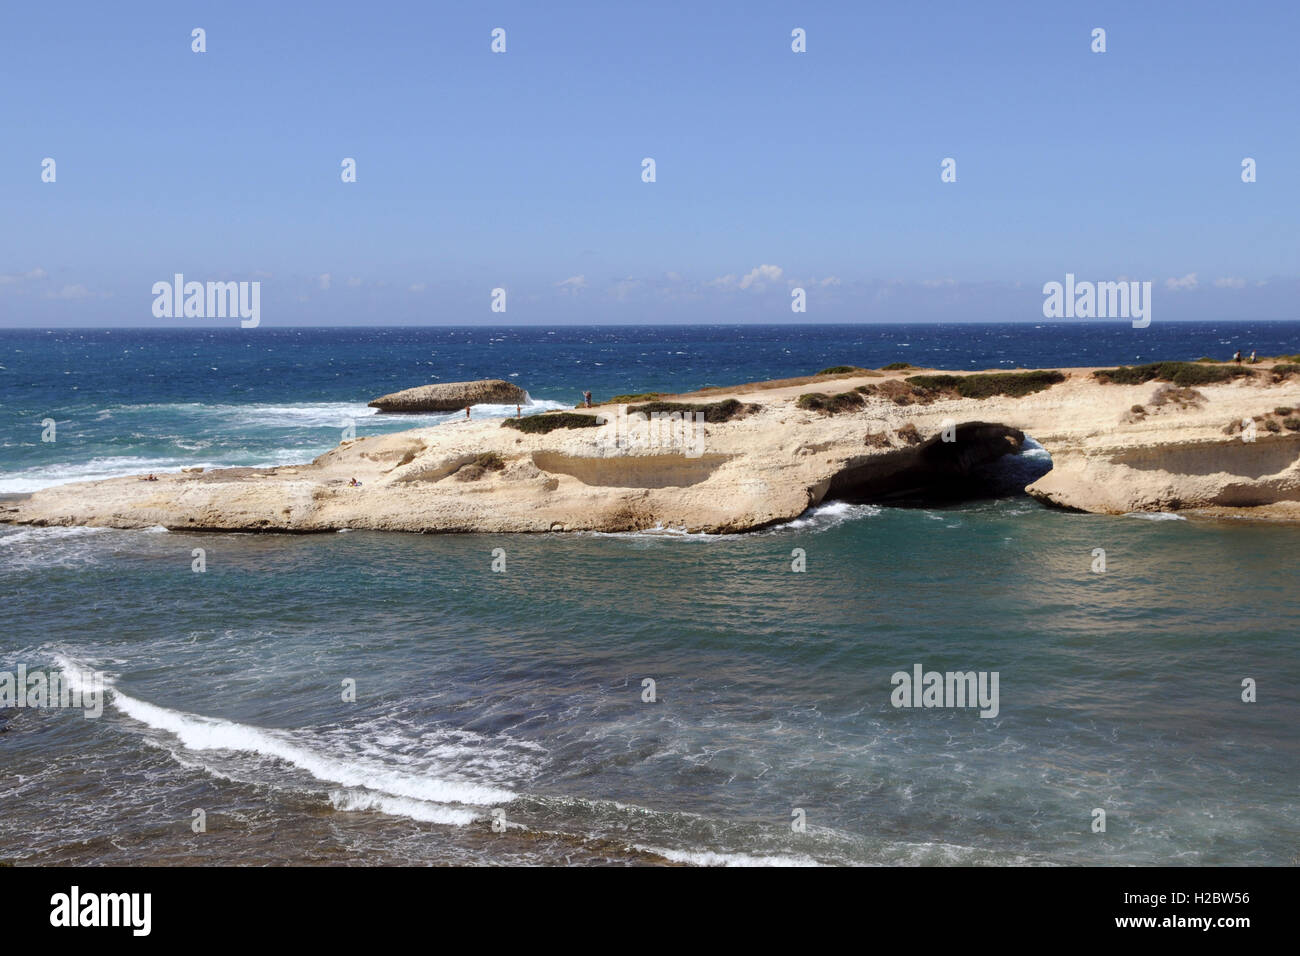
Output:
[{"xmin": 2, "ymin": 323, "xmax": 1297, "ymax": 865}]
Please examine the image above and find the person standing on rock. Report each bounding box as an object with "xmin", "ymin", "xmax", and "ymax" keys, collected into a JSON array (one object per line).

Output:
[
  {"xmin": 583, "ymin": 390, "xmax": 592, "ymax": 408},
  {"xmin": 465, "ymin": 405, "xmax": 471, "ymax": 419},
  {"xmin": 516, "ymin": 404, "xmax": 521, "ymax": 418},
  {"xmin": 1250, "ymin": 350, "xmax": 1258, "ymax": 364},
  {"xmin": 1233, "ymin": 350, "xmax": 1242, "ymax": 364}
]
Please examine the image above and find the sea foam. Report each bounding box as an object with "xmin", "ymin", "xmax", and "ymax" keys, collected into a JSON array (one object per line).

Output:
[{"xmin": 49, "ymin": 653, "xmax": 516, "ymax": 822}]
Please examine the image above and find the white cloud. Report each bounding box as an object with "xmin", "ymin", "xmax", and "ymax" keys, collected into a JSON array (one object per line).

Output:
[
  {"xmin": 556, "ymin": 275, "xmax": 587, "ymax": 293},
  {"xmin": 318, "ymin": 273, "xmax": 332, "ymax": 291},
  {"xmin": 708, "ymin": 264, "xmax": 784, "ymax": 290},
  {"xmin": 739, "ymin": 264, "xmax": 783, "ymax": 289},
  {"xmin": 1165, "ymin": 273, "xmax": 1199, "ymax": 291},
  {"xmin": 611, "ymin": 277, "xmax": 643, "ymax": 301},
  {"xmin": 0, "ymin": 267, "xmax": 48, "ymax": 285},
  {"xmin": 788, "ymin": 275, "xmax": 841, "ymax": 289},
  {"xmin": 1213, "ymin": 277, "xmax": 1246, "ymax": 289},
  {"xmin": 46, "ymin": 284, "xmax": 92, "ymax": 300}
]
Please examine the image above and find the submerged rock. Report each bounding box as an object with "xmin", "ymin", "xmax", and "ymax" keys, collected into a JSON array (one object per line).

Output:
[{"xmin": 369, "ymin": 379, "xmax": 527, "ymax": 413}]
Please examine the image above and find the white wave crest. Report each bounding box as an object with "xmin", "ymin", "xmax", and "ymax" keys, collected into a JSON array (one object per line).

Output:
[
  {"xmin": 771, "ymin": 501, "xmax": 883, "ymax": 532},
  {"xmin": 0, "ymin": 526, "xmax": 113, "ymax": 547},
  {"xmin": 637, "ymin": 846, "xmax": 821, "ymax": 867},
  {"xmin": 328, "ymin": 790, "xmax": 481, "ymax": 826},
  {"xmin": 48, "ymin": 653, "xmax": 516, "ymax": 819},
  {"xmin": 0, "ymin": 456, "xmax": 215, "ymax": 493}
]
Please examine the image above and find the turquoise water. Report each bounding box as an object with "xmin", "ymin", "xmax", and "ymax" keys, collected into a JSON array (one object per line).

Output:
[{"xmin": 2, "ymin": 324, "xmax": 1298, "ymax": 865}]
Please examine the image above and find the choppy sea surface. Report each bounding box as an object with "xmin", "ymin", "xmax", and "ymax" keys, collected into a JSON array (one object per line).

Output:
[{"xmin": 2, "ymin": 323, "xmax": 1297, "ymax": 865}]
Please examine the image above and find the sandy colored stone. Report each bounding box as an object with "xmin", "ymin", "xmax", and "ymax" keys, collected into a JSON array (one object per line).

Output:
[
  {"xmin": 368, "ymin": 379, "xmax": 527, "ymax": 413},
  {"xmin": 5, "ymin": 366, "xmax": 1300, "ymax": 534}
]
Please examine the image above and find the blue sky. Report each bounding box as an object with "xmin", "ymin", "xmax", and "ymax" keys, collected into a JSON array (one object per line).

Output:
[{"xmin": 2, "ymin": 0, "xmax": 1297, "ymax": 326}]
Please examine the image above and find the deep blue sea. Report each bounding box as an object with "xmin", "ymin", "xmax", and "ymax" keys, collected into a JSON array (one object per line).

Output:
[{"xmin": 2, "ymin": 322, "xmax": 1298, "ymax": 865}]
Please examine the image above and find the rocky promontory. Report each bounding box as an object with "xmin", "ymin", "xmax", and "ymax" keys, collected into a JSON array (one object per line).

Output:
[
  {"xmin": 6, "ymin": 361, "xmax": 1300, "ymax": 534},
  {"xmin": 369, "ymin": 379, "xmax": 527, "ymax": 413}
]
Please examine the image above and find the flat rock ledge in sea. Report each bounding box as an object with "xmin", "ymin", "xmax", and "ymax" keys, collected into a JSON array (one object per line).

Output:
[
  {"xmin": 368, "ymin": 379, "xmax": 528, "ymax": 413},
  {"xmin": 7, "ymin": 363, "xmax": 1300, "ymax": 534}
]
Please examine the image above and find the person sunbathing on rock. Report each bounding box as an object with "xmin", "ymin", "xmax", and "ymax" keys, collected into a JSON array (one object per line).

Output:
[{"xmin": 348, "ymin": 477, "xmax": 362, "ymax": 487}]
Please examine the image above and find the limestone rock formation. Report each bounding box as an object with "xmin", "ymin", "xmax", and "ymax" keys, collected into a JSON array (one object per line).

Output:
[
  {"xmin": 6, "ymin": 364, "xmax": 1300, "ymax": 534},
  {"xmin": 369, "ymin": 379, "xmax": 527, "ymax": 413}
]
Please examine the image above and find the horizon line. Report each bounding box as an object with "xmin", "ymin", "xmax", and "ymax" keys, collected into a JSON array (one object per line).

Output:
[{"xmin": 2, "ymin": 317, "xmax": 1297, "ymax": 332}]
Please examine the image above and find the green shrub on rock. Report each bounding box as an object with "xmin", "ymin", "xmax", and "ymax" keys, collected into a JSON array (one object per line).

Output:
[
  {"xmin": 1093, "ymin": 362, "xmax": 1253, "ymax": 387},
  {"xmin": 906, "ymin": 370, "xmax": 1065, "ymax": 399},
  {"xmin": 796, "ymin": 391, "xmax": 866, "ymax": 414},
  {"xmin": 501, "ymin": 413, "xmax": 602, "ymax": 434},
  {"xmin": 627, "ymin": 398, "xmax": 757, "ymax": 423}
]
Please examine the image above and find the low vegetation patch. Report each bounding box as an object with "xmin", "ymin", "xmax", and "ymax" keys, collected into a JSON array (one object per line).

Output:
[
  {"xmin": 881, "ymin": 362, "xmax": 914, "ymax": 371},
  {"xmin": 1270, "ymin": 364, "xmax": 1300, "ymax": 380},
  {"xmin": 606, "ymin": 392, "xmax": 663, "ymax": 404},
  {"xmin": 1149, "ymin": 384, "xmax": 1206, "ymax": 409},
  {"xmin": 626, "ymin": 398, "xmax": 758, "ymax": 423},
  {"xmin": 858, "ymin": 379, "xmax": 937, "ymax": 405},
  {"xmin": 896, "ymin": 423, "xmax": 923, "ymax": 445},
  {"xmin": 1093, "ymin": 362, "xmax": 1253, "ymax": 387},
  {"xmin": 815, "ymin": 365, "xmax": 868, "ymax": 376},
  {"xmin": 797, "ymin": 391, "xmax": 866, "ymax": 414},
  {"xmin": 501, "ymin": 412, "xmax": 602, "ymax": 434},
  {"xmin": 906, "ymin": 370, "xmax": 1065, "ymax": 399},
  {"xmin": 1224, "ymin": 408, "xmax": 1300, "ymax": 436},
  {"xmin": 689, "ymin": 369, "xmax": 879, "ymax": 396}
]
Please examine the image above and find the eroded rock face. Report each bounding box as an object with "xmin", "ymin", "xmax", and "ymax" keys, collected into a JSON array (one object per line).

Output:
[
  {"xmin": 369, "ymin": 379, "xmax": 527, "ymax": 413},
  {"xmin": 1025, "ymin": 433, "xmax": 1300, "ymax": 514},
  {"xmin": 827, "ymin": 423, "xmax": 1025, "ymax": 502},
  {"xmin": 8, "ymin": 366, "xmax": 1300, "ymax": 533}
]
